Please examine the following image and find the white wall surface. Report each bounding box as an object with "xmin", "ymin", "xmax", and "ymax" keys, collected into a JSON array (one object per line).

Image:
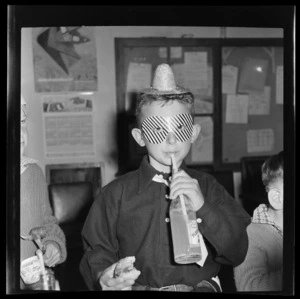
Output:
[{"xmin": 21, "ymin": 26, "xmax": 283, "ymax": 197}]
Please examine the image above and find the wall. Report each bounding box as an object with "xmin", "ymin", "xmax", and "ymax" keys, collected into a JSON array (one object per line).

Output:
[{"xmin": 21, "ymin": 26, "xmax": 283, "ymax": 199}]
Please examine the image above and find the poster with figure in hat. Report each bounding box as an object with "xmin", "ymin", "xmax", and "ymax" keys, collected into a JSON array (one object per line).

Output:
[{"xmin": 32, "ymin": 26, "xmax": 98, "ymax": 92}]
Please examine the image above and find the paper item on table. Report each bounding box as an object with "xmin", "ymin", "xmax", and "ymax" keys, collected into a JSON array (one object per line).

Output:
[{"xmin": 20, "ymin": 256, "xmax": 42, "ymax": 285}]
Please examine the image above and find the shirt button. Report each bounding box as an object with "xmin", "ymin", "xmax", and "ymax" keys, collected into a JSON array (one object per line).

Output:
[
  {"xmin": 196, "ymin": 218, "xmax": 202, "ymax": 223},
  {"xmin": 165, "ymin": 217, "xmax": 170, "ymax": 223}
]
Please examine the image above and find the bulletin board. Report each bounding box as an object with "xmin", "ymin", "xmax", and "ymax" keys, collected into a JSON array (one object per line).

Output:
[
  {"xmin": 115, "ymin": 38, "xmax": 284, "ymax": 174},
  {"xmin": 220, "ymin": 40, "xmax": 283, "ymax": 165}
]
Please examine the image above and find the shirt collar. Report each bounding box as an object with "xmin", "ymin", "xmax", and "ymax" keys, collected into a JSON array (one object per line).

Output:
[
  {"xmin": 252, "ymin": 204, "xmax": 283, "ymax": 236},
  {"xmin": 137, "ymin": 155, "xmax": 188, "ymax": 194}
]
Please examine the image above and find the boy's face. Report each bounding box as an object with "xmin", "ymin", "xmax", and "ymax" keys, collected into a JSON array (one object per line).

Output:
[{"xmin": 132, "ymin": 100, "xmax": 200, "ymax": 173}]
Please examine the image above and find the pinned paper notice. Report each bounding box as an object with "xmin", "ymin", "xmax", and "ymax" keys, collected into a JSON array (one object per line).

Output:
[
  {"xmin": 172, "ymin": 61, "xmax": 211, "ymax": 98},
  {"xmin": 247, "ymin": 129, "xmax": 274, "ymax": 153},
  {"xmin": 248, "ymin": 86, "xmax": 271, "ymax": 115},
  {"xmin": 171, "ymin": 63, "xmax": 185, "ymax": 87},
  {"xmin": 184, "ymin": 52, "xmax": 208, "ymax": 93},
  {"xmin": 158, "ymin": 47, "xmax": 167, "ymax": 58},
  {"xmin": 238, "ymin": 58, "xmax": 268, "ymax": 94},
  {"xmin": 170, "ymin": 47, "xmax": 182, "ymax": 59},
  {"xmin": 191, "ymin": 117, "xmax": 213, "ymax": 162},
  {"xmin": 42, "ymin": 94, "xmax": 96, "ymax": 158},
  {"xmin": 125, "ymin": 62, "xmax": 152, "ymax": 110},
  {"xmin": 222, "ymin": 65, "xmax": 238, "ymax": 94},
  {"xmin": 185, "ymin": 52, "xmax": 207, "ymax": 65},
  {"xmin": 276, "ymin": 66, "xmax": 283, "ymax": 104},
  {"xmin": 225, "ymin": 95, "xmax": 249, "ymax": 124}
]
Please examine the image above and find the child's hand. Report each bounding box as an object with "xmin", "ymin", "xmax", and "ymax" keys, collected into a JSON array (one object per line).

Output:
[
  {"xmin": 169, "ymin": 169, "xmax": 205, "ymax": 211},
  {"xmin": 99, "ymin": 262, "xmax": 138, "ymax": 290},
  {"xmin": 42, "ymin": 242, "xmax": 61, "ymax": 267}
]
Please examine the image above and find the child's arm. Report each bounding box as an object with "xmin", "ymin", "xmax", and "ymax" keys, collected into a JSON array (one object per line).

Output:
[
  {"xmin": 79, "ymin": 185, "xmax": 123, "ymax": 289},
  {"xmin": 234, "ymin": 229, "xmax": 282, "ymax": 291},
  {"xmin": 26, "ymin": 225, "xmax": 64, "ymax": 267},
  {"xmin": 32, "ymin": 164, "xmax": 67, "ymax": 265}
]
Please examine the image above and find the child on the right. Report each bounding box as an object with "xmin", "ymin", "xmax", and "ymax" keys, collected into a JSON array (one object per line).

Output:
[{"xmin": 234, "ymin": 151, "xmax": 283, "ymax": 292}]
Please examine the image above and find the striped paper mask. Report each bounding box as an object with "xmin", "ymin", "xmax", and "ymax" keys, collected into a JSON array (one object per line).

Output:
[{"xmin": 141, "ymin": 113, "xmax": 193, "ymax": 144}]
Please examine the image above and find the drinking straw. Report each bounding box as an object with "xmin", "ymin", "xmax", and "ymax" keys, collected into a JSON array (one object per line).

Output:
[
  {"xmin": 170, "ymin": 154, "xmax": 187, "ymax": 215},
  {"xmin": 36, "ymin": 249, "xmax": 48, "ymax": 290}
]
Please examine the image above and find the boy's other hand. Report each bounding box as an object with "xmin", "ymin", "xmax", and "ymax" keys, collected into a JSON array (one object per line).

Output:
[
  {"xmin": 99, "ymin": 262, "xmax": 139, "ymax": 290},
  {"xmin": 40, "ymin": 241, "xmax": 61, "ymax": 267},
  {"xmin": 169, "ymin": 170, "xmax": 205, "ymax": 211}
]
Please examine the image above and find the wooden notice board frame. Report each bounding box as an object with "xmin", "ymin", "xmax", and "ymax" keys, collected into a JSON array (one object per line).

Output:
[{"xmin": 114, "ymin": 38, "xmax": 284, "ymax": 174}]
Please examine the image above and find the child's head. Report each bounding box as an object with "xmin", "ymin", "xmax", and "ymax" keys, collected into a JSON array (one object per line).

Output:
[
  {"xmin": 261, "ymin": 151, "xmax": 284, "ymax": 210},
  {"xmin": 131, "ymin": 64, "xmax": 201, "ymax": 172}
]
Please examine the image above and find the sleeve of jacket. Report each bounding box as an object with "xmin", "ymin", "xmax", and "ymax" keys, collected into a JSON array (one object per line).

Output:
[
  {"xmin": 79, "ymin": 182, "xmax": 122, "ymax": 290},
  {"xmin": 233, "ymin": 226, "xmax": 282, "ymax": 291},
  {"xmin": 196, "ymin": 174, "xmax": 251, "ymax": 267},
  {"xmin": 32, "ymin": 164, "xmax": 67, "ymax": 264}
]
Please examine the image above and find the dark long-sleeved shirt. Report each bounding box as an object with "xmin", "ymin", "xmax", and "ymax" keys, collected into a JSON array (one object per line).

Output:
[{"xmin": 80, "ymin": 156, "xmax": 250, "ymax": 290}]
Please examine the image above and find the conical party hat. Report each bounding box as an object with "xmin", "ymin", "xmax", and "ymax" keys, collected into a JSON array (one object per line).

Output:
[{"xmin": 141, "ymin": 63, "xmax": 190, "ymax": 95}]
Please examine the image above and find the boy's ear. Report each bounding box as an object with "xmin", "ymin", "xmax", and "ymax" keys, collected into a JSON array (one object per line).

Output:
[
  {"xmin": 190, "ymin": 123, "xmax": 201, "ymax": 144},
  {"xmin": 268, "ymin": 189, "xmax": 283, "ymax": 210},
  {"xmin": 131, "ymin": 128, "xmax": 146, "ymax": 147}
]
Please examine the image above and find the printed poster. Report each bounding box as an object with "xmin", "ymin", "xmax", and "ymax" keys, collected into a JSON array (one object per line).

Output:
[
  {"xmin": 42, "ymin": 93, "xmax": 96, "ymax": 158},
  {"xmin": 33, "ymin": 26, "xmax": 98, "ymax": 92}
]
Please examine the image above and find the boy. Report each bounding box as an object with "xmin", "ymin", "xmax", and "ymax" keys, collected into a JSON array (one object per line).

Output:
[
  {"xmin": 79, "ymin": 64, "xmax": 251, "ymax": 292},
  {"xmin": 234, "ymin": 151, "xmax": 283, "ymax": 291}
]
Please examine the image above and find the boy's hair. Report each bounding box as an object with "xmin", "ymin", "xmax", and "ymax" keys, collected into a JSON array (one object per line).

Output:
[
  {"xmin": 261, "ymin": 151, "xmax": 284, "ymax": 191},
  {"xmin": 135, "ymin": 92, "xmax": 195, "ymax": 127}
]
